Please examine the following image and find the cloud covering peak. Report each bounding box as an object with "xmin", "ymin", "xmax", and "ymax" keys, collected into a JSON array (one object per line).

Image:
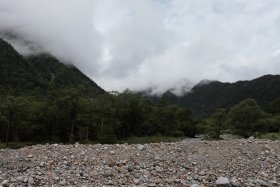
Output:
[{"xmin": 0, "ymin": 0, "xmax": 280, "ymax": 94}]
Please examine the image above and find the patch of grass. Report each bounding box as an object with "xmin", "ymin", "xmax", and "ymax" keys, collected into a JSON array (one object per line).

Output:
[
  {"xmin": 0, "ymin": 142, "xmax": 34, "ymax": 149},
  {"xmin": 256, "ymin": 133, "xmax": 280, "ymax": 140},
  {"xmin": 120, "ymin": 135, "xmax": 184, "ymax": 144}
]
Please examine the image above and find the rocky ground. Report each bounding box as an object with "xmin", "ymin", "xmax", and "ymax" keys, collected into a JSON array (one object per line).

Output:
[{"xmin": 0, "ymin": 138, "xmax": 279, "ymax": 187}]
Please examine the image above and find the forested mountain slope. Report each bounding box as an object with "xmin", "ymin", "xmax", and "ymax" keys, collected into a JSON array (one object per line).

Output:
[
  {"xmin": 0, "ymin": 38, "xmax": 105, "ymax": 97},
  {"xmin": 161, "ymin": 75, "xmax": 280, "ymax": 116}
]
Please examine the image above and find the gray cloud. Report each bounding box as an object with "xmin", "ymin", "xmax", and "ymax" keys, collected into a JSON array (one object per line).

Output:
[{"xmin": 0, "ymin": 0, "xmax": 280, "ymax": 94}]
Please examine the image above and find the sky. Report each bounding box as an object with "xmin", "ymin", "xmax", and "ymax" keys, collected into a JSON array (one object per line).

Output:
[{"xmin": 0, "ymin": 0, "xmax": 280, "ymax": 95}]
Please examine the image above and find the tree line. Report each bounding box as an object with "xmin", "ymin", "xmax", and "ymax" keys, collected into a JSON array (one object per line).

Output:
[
  {"xmin": 0, "ymin": 88, "xmax": 197, "ymax": 144},
  {"xmin": 198, "ymin": 98, "xmax": 280, "ymax": 139},
  {"xmin": 1, "ymin": 87, "xmax": 279, "ymax": 145}
]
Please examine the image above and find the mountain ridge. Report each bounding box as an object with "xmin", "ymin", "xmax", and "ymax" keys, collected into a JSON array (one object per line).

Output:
[
  {"xmin": 0, "ymin": 38, "xmax": 105, "ymax": 97},
  {"xmin": 161, "ymin": 74, "xmax": 280, "ymax": 116}
]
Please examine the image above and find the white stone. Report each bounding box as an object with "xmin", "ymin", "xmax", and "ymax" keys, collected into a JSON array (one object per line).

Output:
[
  {"xmin": 137, "ymin": 145, "xmax": 145, "ymax": 151},
  {"xmin": 110, "ymin": 151, "xmax": 115, "ymax": 154},
  {"xmin": 1, "ymin": 180, "xmax": 8, "ymax": 186},
  {"xmin": 191, "ymin": 184, "xmax": 200, "ymax": 187},
  {"xmin": 230, "ymin": 177, "xmax": 241, "ymax": 187},
  {"xmin": 28, "ymin": 177, "xmax": 34, "ymax": 185},
  {"xmin": 133, "ymin": 178, "xmax": 140, "ymax": 185},
  {"xmin": 216, "ymin": 177, "xmax": 231, "ymax": 186}
]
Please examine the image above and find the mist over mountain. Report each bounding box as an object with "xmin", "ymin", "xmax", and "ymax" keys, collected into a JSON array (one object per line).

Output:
[
  {"xmin": 1, "ymin": 1, "xmax": 280, "ymax": 93},
  {"xmin": 2, "ymin": 36, "xmax": 280, "ymax": 119}
]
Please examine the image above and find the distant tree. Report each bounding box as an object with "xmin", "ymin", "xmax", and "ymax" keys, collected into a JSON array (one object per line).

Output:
[
  {"xmin": 77, "ymin": 97, "xmax": 96, "ymax": 142},
  {"xmin": 175, "ymin": 107, "xmax": 195, "ymax": 137},
  {"xmin": 0, "ymin": 96, "xmax": 27, "ymax": 143},
  {"xmin": 227, "ymin": 98, "xmax": 268, "ymax": 138},
  {"xmin": 210, "ymin": 108, "xmax": 227, "ymax": 139},
  {"xmin": 93, "ymin": 94, "xmax": 121, "ymax": 141},
  {"xmin": 18, "ymin": 100, "xmax": 46, "ymax": 142}
]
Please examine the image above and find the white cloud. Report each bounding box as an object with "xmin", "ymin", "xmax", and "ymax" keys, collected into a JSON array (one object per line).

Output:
[{"xmin": 0, "ymin": 0, "xmax": 280, "ymax": 94}]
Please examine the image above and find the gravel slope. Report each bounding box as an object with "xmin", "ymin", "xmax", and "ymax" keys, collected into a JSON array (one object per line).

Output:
[{"xmin": 0, "ymin": 139, "xmax": 279, "ymax": 187}]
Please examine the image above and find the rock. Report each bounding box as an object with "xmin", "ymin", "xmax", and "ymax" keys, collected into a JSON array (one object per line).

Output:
[
  {"xmin": 155, "ymin": 166, "xmax": 161, "ymax": 172},
  {"xmin": 270, "ymin": 180, "xmax": 278, "ymax": 186},
  {"xmin": 133, "ymin": 178, "xmax": 140, "ymax": 185},
  {"xmin": 28, "ymin": 177, "xmax": 34, "ymax": 185},
  {"xmin": 27, "ymin": 154, "xmax": 33, "ymax": 158},
  {"xmin": 255, "ymin": 179, "xmax": 269, "ymax": 187},
  {"xmin": 261, "ymin": 172, "xmax": 268, "ymax": 177},
  {"xmin": 110, "ymin": 150, "xmax": 115, "ymax": 155},
  {"xmin": 23, "ymin": 177, "xmax": 28, "ymax": 183},
  {"xmin": 74, "ymin": 142, "xmax": 79, "ymax": 147},
  {"xmin": 103, "ymin": 170, "xmax": 113, "ymax": 177},
  {"xmin": 191, "ymin": 184, "xmax": 201, "ymax": 187},
  {"xmin": 192, "ymin": 162, "xmax": 197, "ymax": 166},
  {"xmin": 59, "ymin": 179, "xmax": 66, "ymax": 185},
  {"xmin": 108, "ymin": 159, "xmax": 116, "ymax": 167},
  {"xmin": 230, "ymin": 177, "xmax": 241, "ymax": 187},
  {"xmin": 216, "ymin": 177, "xmax": 231, "ymax": 186},
  {"xmin": 137, "ymin": 145, "xmax": 145, "ymax": 151},
  {"xmin": 16, "ymin": 176, "xmax": 24, "ymax": 183},
  {"xmin": 1, "ymin": 180, "xmax": 8, "ymax": 186}
]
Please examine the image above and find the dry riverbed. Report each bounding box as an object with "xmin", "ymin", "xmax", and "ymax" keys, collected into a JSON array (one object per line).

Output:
[{"xmin": 0, "ymin": 138, "xmax": 279, "ymax": 187}]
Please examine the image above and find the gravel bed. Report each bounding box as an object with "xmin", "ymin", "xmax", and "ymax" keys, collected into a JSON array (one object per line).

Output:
[{"xmin": 0, "ymin": 139, "xmax": 279, "ymax": 187}]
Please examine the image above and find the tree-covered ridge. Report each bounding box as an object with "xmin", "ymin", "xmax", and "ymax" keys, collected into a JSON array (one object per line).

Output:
[
  {"xmin": 161, "ymin": 75, "xmax": 280, "ymax": 116},
  {"xmin": 26, "ymin": 54, "xmax": 105, "ymax": 97},
  {"xmin": 0, "ymin": 38, "xmax": 105, "ymax": 97},
  {"xmin": 0, "ymin": 38, "xmax": 36, "ymax": 92}
]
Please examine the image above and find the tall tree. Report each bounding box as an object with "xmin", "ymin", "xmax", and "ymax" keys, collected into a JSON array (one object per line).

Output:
[{"xmin": 228, "ymin": 98, "xmax": 268, "ymax": 138}]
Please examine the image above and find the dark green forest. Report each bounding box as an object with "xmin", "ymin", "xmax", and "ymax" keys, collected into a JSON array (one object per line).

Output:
[
  {"xmin": 0, "ymin": 38, "xmax": 280, "ymax": 146},
  {"xmin": 160, "ymin": 74, "xmax": 280, "ymax": 116}
]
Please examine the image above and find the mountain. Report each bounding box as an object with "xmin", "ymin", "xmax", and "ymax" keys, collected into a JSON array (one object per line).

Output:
[
  {"xmin": 0, "ymin": 38, "xmax": 105, "ymax": 97},
  {"xmin": 161, "ymin": 75, "xmax": 280, "ymax": 116}
]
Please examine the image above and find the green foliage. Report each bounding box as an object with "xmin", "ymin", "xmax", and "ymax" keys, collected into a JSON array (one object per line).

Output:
[
  {"xmin": 227, "ymin": 98, "xmax": 269, "ymax": 138},
  {"xmin": 0, "ymin": 88, "xmax": 196, "ymax": 144},
  {"xmin": 160, "ymin": 75, "xmax": 280, "ymax": 116},
  {"xmin": 195, "ymin": 108, "xmax": 227, "ymax": 139}
]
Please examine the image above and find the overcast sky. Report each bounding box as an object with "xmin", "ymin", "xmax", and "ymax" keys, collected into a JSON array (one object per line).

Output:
[{"xmin": 0, "ymin": 0, "xmax": 280, "ymax": 94}]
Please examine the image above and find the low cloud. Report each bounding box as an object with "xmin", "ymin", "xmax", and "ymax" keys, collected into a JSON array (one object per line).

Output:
[{"xmin": 0, "ymin": 0, "xmax": 280, "ymax": 94}]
